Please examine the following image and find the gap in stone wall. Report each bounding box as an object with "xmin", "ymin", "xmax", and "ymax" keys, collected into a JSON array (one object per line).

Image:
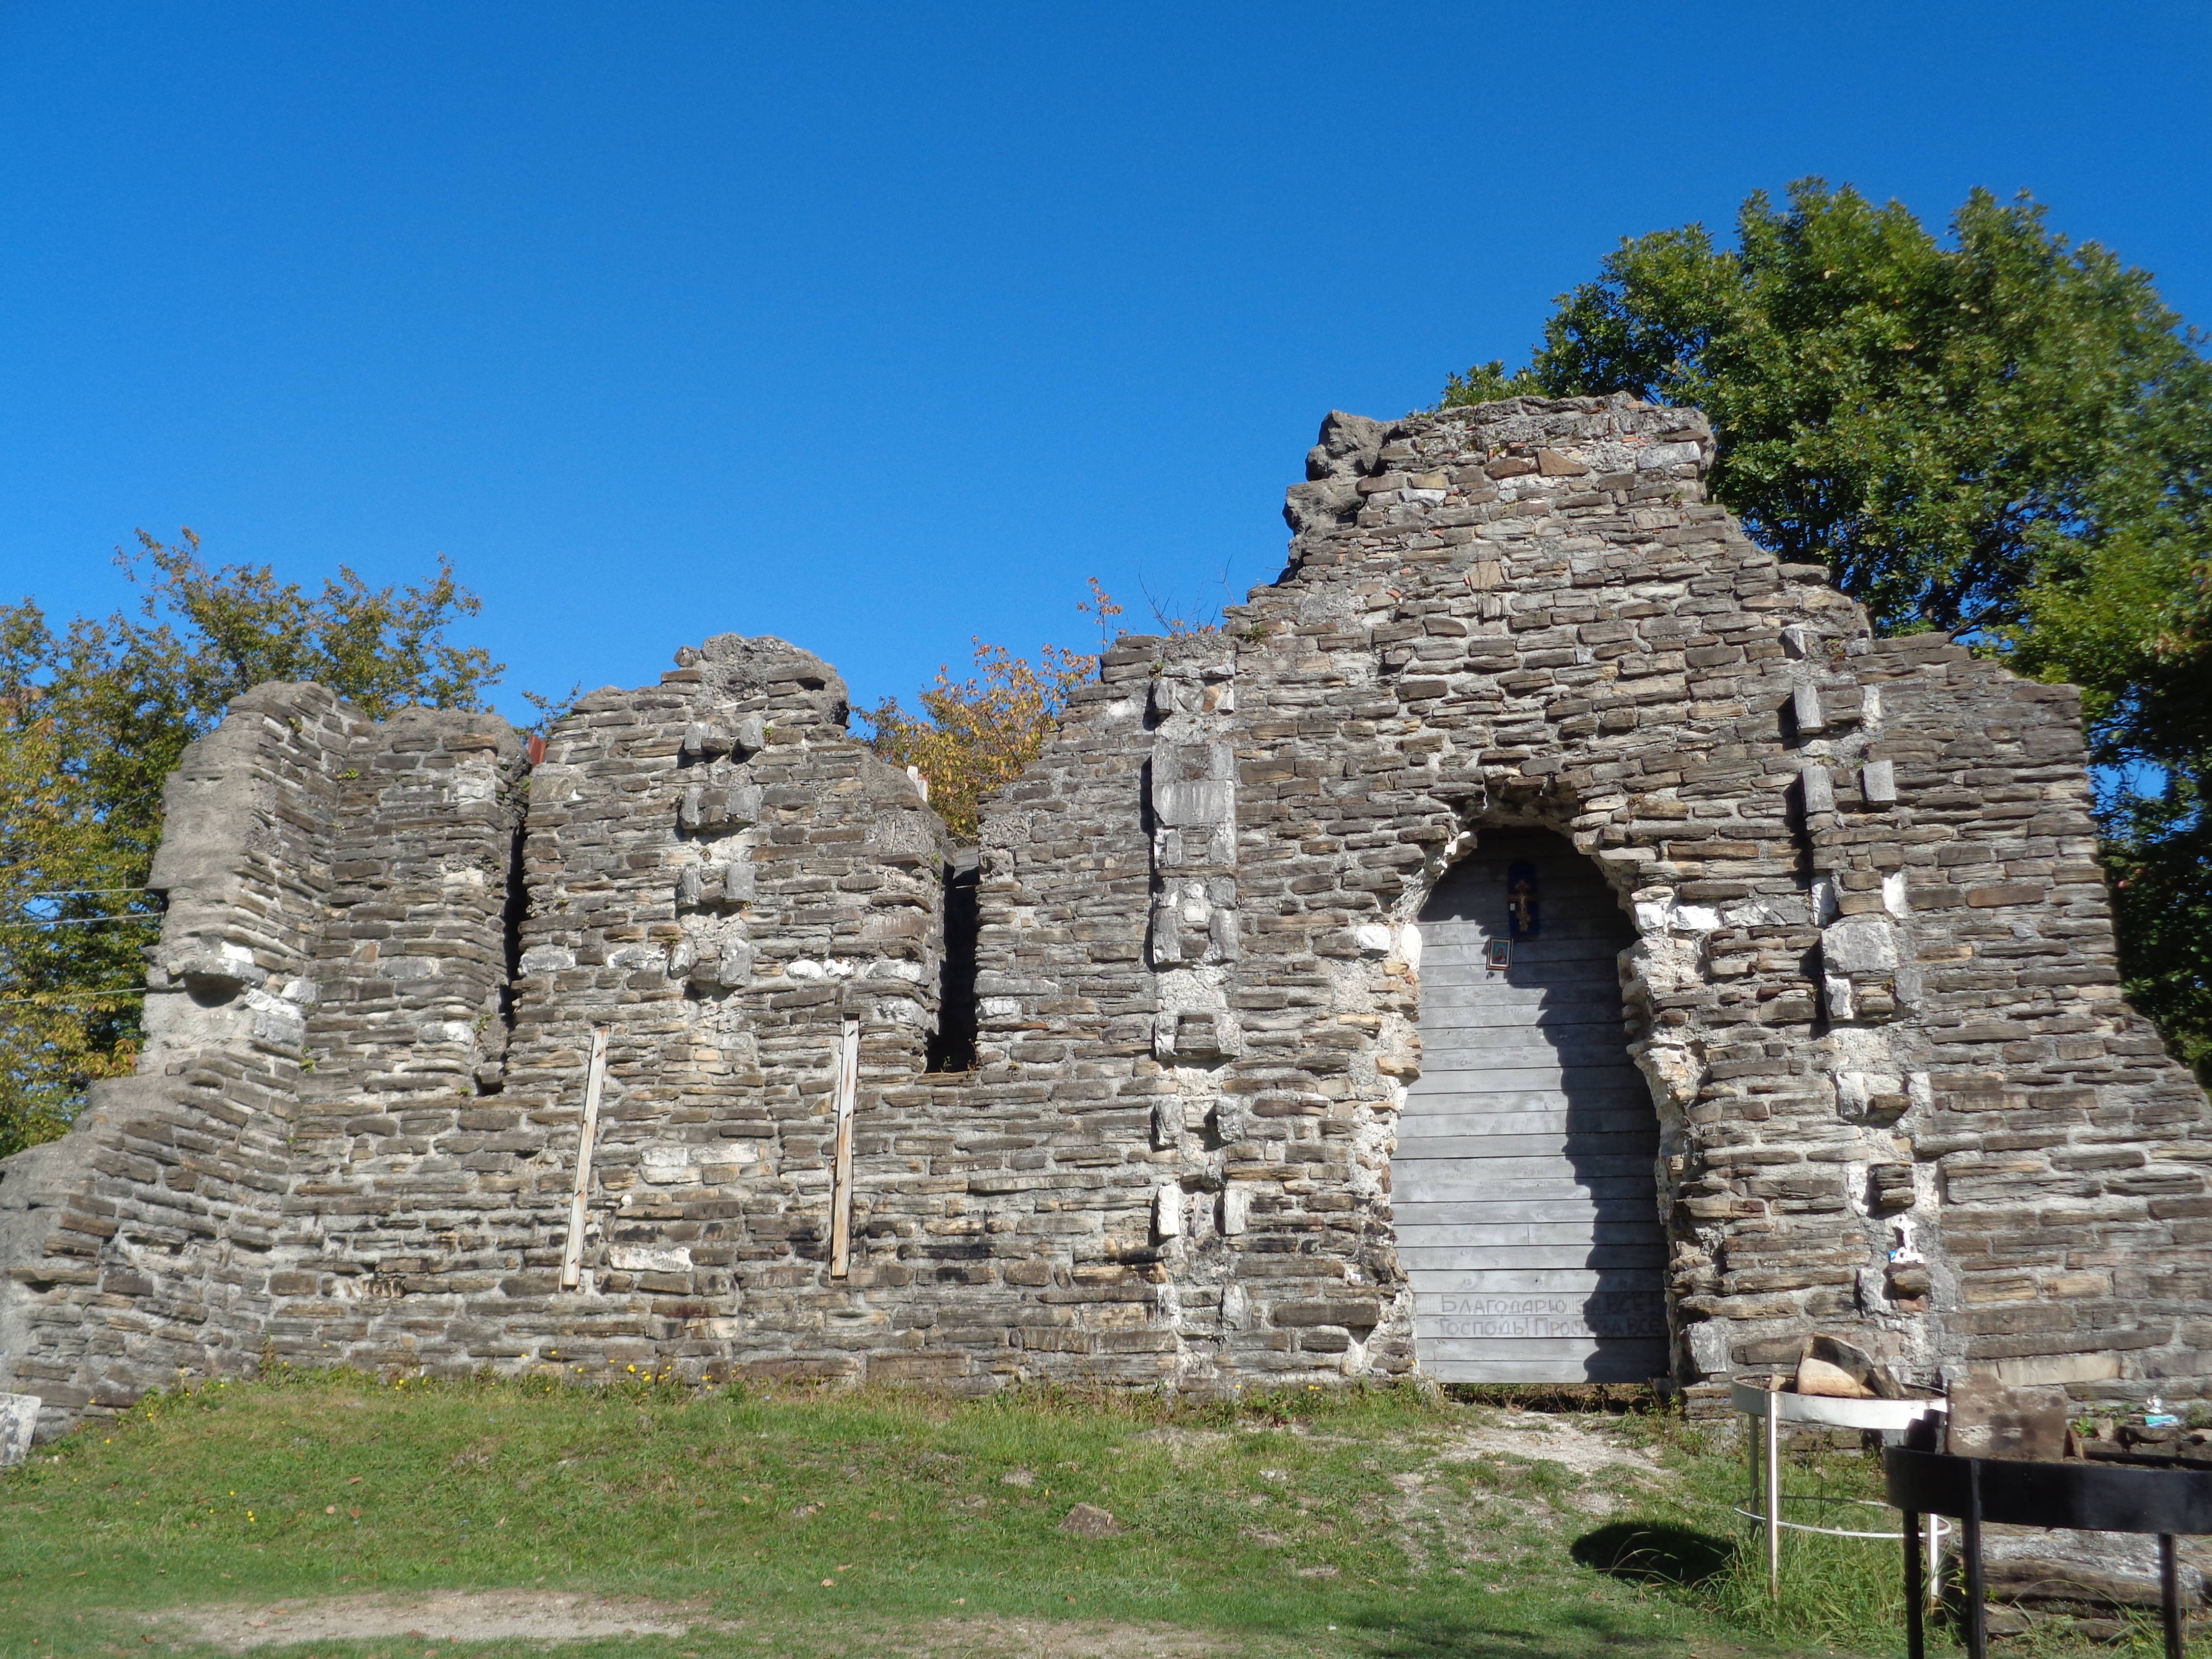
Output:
[
  {"xmin": 927, "ymin": 846, "xmax": 980, "ymax": 1073},
  {"xmin": 482, "ymin": 802, "xmax": 530, "ymax": 1095}
]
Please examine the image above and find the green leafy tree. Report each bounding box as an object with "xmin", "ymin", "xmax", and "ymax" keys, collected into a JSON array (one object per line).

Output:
[
  {"xmin": 0, "ymin": 532, "xmax": 502, "ymax": 1154},
  {"xmin": 0, "ymin": 691, "xmax": 143, "ymax": 1148},
  {"xmin": 1443, "ymin": 179, "xmax": 2212, "ymax": 1075},
  {"xmin": 1449, "ymin": 180, "xmax": 2209, "ymax": 637},
  {"xmin": 2012, "ymin": 532, "xmax": 2212, "ymax": 1074}
]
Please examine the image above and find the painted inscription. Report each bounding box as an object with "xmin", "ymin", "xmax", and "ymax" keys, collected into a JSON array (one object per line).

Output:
[{"xmin": 1433, "ymin": 1292, "xmax": 1665, "ymax": 1341}]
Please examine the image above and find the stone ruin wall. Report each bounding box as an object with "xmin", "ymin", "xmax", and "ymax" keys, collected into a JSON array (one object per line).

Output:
[{"xmin": 3, "ymin": 394, "xmax": 2208, "ymax": 1436}]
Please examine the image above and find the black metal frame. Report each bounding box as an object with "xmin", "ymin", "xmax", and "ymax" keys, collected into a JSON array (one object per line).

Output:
[{"xmin": 1886, "ymin": 1446, "xmax": 2212, "ymax": 1659}]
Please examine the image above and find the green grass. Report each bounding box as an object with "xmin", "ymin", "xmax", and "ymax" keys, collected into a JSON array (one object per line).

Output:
[{"xmin": 0, "ymin": 1370, "xmax": 2172, "ymax": 1658}]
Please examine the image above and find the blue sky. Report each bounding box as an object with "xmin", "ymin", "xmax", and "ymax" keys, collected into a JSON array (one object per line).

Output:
[{"xmin": 2, "ymin": 2, "xmax": 2207, "ymax": 723}]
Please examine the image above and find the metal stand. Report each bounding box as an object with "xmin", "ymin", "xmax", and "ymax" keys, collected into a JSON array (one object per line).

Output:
[
  {"xmin": 1768, "ymin": 1396, "xmax": 1780, "ymax": 1594},
  {"xmin": 1907, "ymin": 1512, "xmax": 2190, "ymax": 1659},
  {"xmin": 1961, "ymin": 1458, "xmax": 1985, "ymax": 1659},
  {"xmin": 1733, "ymin": 1380, "xmax": 1948, "ymax": 1603},
  {"xmin": 1904, "ymin": 1508, "xmax": 1924, "ymax": 1659},
  {"xmin": 1889, "ymin": 1446, "xmax": 2212, "ymax": 1659},
  {"xmin": 2166, "ymin": 1533, "xmax": 2186, "ymax": 1659}
]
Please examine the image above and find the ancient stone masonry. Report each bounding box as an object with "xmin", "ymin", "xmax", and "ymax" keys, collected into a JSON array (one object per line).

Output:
[
  {"xmin": 266, "ymin": 636, "xmax": 947, "ymax": 1382},
  {"xmin": 4, "ymin": 394, "xmax": 2208, "ymax": 1435},
  {"xmin": 0, "ymin": 685, "xmax": 380, "ymax": 1423}
]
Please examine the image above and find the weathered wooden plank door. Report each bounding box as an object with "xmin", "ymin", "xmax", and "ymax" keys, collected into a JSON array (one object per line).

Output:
[{"xmin": 1392, "ymin": 829, "xmax": 1669, "ymax": 1383}]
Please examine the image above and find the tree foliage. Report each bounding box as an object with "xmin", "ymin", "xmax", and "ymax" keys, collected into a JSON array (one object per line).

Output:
[
  {"xmin": 1439, "ymin": 359, "xmax": 1545, "ymax": 407},
  {"xmin": 0, "ymin": 696, "xmax": 144, "ymax": 1149},
  {"xmin": 0, "ymin": 533, "xmax": 502, "ymax": 1155},
  {"xmin": 1442, "ymin": 179, "xmax": 2212, "ymax": 1075},
  {"xmin": 863, "ymin": 581, "xmax": 1121, "ymax": 841},
  {"xmin": 2012, "ymin": 531, "xmax": 2212, "ymax": 1073}
]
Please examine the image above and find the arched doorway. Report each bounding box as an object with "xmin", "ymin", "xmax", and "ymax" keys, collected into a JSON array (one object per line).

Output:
[{"xmin": 1393, "ymin": 828, "xmax": 1668, "ymax": 1382}]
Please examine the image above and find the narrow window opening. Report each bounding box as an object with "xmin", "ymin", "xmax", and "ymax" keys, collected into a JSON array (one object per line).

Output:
[
  {"xmin": 927, "ymin": 847, "xmax": 980, "ymax": 1073},
  {"xmin": 480, "ymin": 794, "xmax": 529, "ymax": 1095}
]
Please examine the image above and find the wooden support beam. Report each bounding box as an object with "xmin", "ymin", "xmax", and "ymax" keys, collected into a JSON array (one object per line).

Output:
[
  {"xmin": 560, "ymin": 1027, "xmax": 610, "ymax": 1290},
  {"xmin": 829, "ymin": 1018, "xmax": 860, "ymax": 1278}
]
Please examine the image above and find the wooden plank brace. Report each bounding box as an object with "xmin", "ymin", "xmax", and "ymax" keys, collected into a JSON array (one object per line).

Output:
[
  {"xmin": 829, "ymin": 1018, "xmax": 860, "ymax": 1277},
  {"xmin": 559, "ymin": 1027, "xmax": 610, "ymax": 1290}
]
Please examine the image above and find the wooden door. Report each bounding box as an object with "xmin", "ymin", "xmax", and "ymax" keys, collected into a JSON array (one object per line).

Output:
[{"xmin": 1392, "ymin": 829, "xmax": 1669, "ymax": 1383}]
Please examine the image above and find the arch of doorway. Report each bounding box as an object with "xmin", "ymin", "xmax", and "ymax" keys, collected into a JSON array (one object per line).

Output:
[{"xmin": 1384, "ymin": 821, "xmax": 1691, "ymax": 1386}]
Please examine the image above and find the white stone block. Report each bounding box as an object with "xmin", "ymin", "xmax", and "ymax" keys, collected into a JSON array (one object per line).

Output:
[
  {"xmin": 1220, "ymin": 1187, "xmax": 1249, "ymax": 1236},
  {"xmin": 1153, "ymin": 1185, "xmax": 1185, "ymax": 1240},
  {"xmin": 1685, "ymin": 1324, "xmax": 1730, "ymax": 1377},
  {"xmin": 1800, "ymin": 764, "xmax": 1835, "ymax": 814},
  {"xmin": 0, "ymin": 1394, "xmax": 37, "ymax": 1466},
  {"xmin": 608, "ymin": 1244, "xmax": 692, "ymax": 1273},
  {"xmin": 1792, "ymin": 684, "xmax": 1826, "ymax": 733},
  {"xmin": 639, "ymin": 1145, "xmax": 700, "ymax": 1185},
  {"xmin": 1823, "ymin": 915, "xmax": 1900, "ymax": 975}
]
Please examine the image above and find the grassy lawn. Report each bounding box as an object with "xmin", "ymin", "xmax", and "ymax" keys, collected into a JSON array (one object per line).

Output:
[{"xmin": 0, "ymin": 1370, "xmax": 2167, "ymax": 1658}]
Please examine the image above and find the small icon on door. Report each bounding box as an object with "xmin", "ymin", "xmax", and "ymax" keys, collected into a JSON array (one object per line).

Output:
[{"xmin": 1506, "ymin": 862, "xmax": 1542, "ymax": 940}]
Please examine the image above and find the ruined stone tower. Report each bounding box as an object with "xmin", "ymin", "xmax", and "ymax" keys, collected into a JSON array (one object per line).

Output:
[{"xmin": 5, "ymin": 395, "xmax": 2206, "ymax": 1435}]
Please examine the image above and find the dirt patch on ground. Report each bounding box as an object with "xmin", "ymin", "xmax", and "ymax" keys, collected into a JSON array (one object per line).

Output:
[
  {"xmin": 891, "ymin": 1618, "xmax": 1236, "ymax": 1656},
  {"xmin": 1123, "ymin": 1427, "xmax": 1230, "ymax": 1460},
  {"xmin": 1439, "ymin": 1412, "xmax": 1659, "ymax": 1478},
  {"xmin": 146, "ymin": 1589, "xmax": 718, "ymax": 1648},
  {"xmin": 147, "ymin": 1596, "xmax": 1229, "ymax": 1657}
]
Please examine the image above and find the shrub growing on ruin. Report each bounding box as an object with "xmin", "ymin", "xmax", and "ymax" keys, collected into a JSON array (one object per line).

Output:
[{"xmin": 862, "ymin": 580, "xmax": 1122, "ymax": 842}]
